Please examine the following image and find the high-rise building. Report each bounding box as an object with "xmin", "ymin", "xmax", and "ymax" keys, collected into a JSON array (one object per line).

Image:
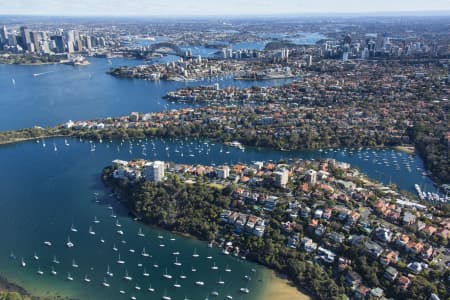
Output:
[
  {"xmin": 305, "ymin": 169, "xmax": 317, "ymax": 185},
  {"xmin": 7, "ymin": 33, "xmax": 17, "ymax": 46},
  {"xmin": 144, "ymin": 161, "xmax": 165, "ymax": 182},
  {"xmin": 274, "ymin": 169, "xmax": 289, "ymax": 188},
  {"xmin": 30, "ymin": 31, "xmax": 41, "ymax": 53},
  {"xmin": 0, "ymin": 25, "xmax": 7, "ymax": 44},
  {"xmin": 20, "ymin": 26, "xmax": 32, "ymax": 51},
  {"xmin": 216, "ymin": 166, "xmax": 230, "ymax": 179},
  {"xmin": 50, "ymin": 35, "xmax": 65, "ymax": 53}
]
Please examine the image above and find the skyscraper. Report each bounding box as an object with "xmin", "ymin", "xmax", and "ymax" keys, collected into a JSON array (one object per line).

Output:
[
  {"xmin": 20, "ymin": 26, "xmax": 32, "ymax": 51},
  {"xmin": 0, "ymin": 25, "xmax": 7, "ymax": 44},
  {"xmin": 50, "ymin": 35, "xmax": 65, "ymax": 53}
]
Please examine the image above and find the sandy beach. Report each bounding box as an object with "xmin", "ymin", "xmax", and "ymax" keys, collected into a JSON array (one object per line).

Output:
[{"xmin": 262, "ymin": 271, "xmax": 310, "ymax": 300}]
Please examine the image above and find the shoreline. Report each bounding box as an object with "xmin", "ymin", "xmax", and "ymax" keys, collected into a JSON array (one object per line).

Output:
[{"xmin": 261, "ymin": 271, "xmax": 310, "ymax": 300}]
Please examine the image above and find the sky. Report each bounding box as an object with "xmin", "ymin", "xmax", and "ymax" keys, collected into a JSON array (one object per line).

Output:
[{"xmin": 1, "ymin": 0, "xmax": 450, "ymax": 16}]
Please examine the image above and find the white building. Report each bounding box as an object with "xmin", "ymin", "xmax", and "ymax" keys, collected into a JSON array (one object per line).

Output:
[
  {"xmin": 305, "ymin": 169, "xmax": 317, "ymax": 185},
  {"xmin": 144, "ymin": 161, "xmax": 165, "ymax": 182},
  {"xmin": 216, "ymin": 166, "xmax": 230, "ymax": 179},
  {"xmin": 274, "ymin": 168, "xmax": 289, "ymax": 188}
]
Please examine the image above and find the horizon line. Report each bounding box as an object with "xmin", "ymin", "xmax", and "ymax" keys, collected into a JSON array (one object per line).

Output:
[{"xmin": 1, "ymin": 10, "xmax": 450, "ymax": 18}]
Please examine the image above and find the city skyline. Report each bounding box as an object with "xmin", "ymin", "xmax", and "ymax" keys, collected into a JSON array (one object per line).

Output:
[{"xmin": 2, "ymin": 0, "xmax": 450, "ymax": 16}]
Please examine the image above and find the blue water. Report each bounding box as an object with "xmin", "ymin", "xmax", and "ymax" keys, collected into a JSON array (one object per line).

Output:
[
  {"xmin": 0, "ymin": 57, "xmax": 292, "ymax": 131},
  {"xmin": 0, "ymin": 48, "xmax": 439, "ymax": 300}
]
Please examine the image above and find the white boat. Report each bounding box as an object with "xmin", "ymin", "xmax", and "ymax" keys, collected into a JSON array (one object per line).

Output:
[
  {"xmin": 102, "ymin": 278, "xmax": 110, "ymax": 287},
  {"xmin": 226, "ymin": 296, "xmax": 233, "ymax": 299},
  {"xmin": 148, "ymin": 284, "xmax": 155, "ymax": 292},
  {"xmin": 115, "ymin": 219, "xmax": 121, "ymax": 227},
  {"xmin": 195, "ymin": 281, "xmax": 204, "ymax": 286},
  {"xmin": 211, "ymin": 291, "xmax": 219, "ymax": 296},
  {"xmin": 172, "ymin": 251, "xmax": 180, "ymax": 256},
  {"xmin": 37, "ymin": 267, "xmax": 44, "ymax": 275},
  {"xmin": 89, "ymin": 226, "xmax": 96, "ymax": 235},
  {"xmin": 162, "ymin": 268, "xmax": 172, "ymax": 279},
  {"xmin": 106, "ymin": 265, "xmax": 114, "ymax": 277},
  {"xmin": 72, "ymin": 259, "xmax": 79, "ymax": 268},
  {"xmin": 33, "ymin": 252, "xmax": 39, "ymax": 260},
  {"xmin": 157, "ymin": 235, "xmax": 163, "ymax": 239},
  {"xmin": 173, "ymin": 281, "xmax": 181, "ymax": 288},
  {"xmin": 53, "ymin": 142, "xmax": 58, "ymax": 152},
  {"xmin": 240, "ymin": 288, "xmax": 250, "ymax": 294},
  {"xmin": 21, "ymin": 258, "xmax": 26, "ymax": 267},
  {"xmin": 137, "ymin": 228, "xmax": 145, "ymax": 237},
  {"xmin": 179, "ymin": 273, "xmax": 187, "ymax": 279},
  {"xmin": 51, "ymin": 266, "xmax": 57, "ymax": 276},
  {"xmin": 66, "ymin": 236, "xmax": 74, "ymax": 248},
  {"xmin": 119, "ymin": 290, "xmax": 125, "ymax": 294},
  {"xmin": 52, "ymin": 255, "xmax": 60, "ymax": 264},
  {"xmin": 124, "ymin": 270, "xmax": 133, "ymax": 280},
  {"xmin": 153, "ymin": 264, "xmax": 159, "ymax": 268},
  {"xmin": 225, "ymin": 266, "xmax": 231, "ymax": 272},
  {"xmin": 173, "ymin": 257, "xmax": 182, "ymax": 266},
  {"xmin": 70, "ymin": 224, "xmax": 78, "ymax": 232},
  {"xmin": 93, "ymin": 216, "xmax": 100, "ymax": 224},
  {"xmin": 135, "ymin": 285, "xmax": 141, "ymax": 290},
  {"xmin": 84, "ymin": 274, "xmax": 91, "ymax": 282},
  {"xmin": 191, "ymin": 266, "xmax": 197, "ymax": 272},
  {"xmin": 192, "ymin": 248, "xmax": 199, "ymax": 258},
  {"xmin": 143, "ymin": 268, "xmax": 149, "ymax": 277},
  {"xmin": 117, "ymin": 253, "xmax": 125, "ymax": 264},
  {"xmin": 206, "ymin": 256, "xmax": 212, "ymax": 259},
  {"xmin": 67, "ymin": 272, "xmax": 74, "ymax": 281},
  {"xmin": 117, "ymin": 230, "xmax": 124, "ymax": 235},
  {"xmin": 217, "ymin": 279, "xmax": 225, "ymax": 285},
  {"xmin": 162, "ymin": 296, "xmax": 171, "ymax": 300},
  {"xmin": 141, "ymin": 247, "xmax": 149, "ymax": 257},
  {"xmin": 129, "ymin": 248, "xmax": 135, "ymax": 253},
  {"xmin": 44, "ymin": 241, "xmax": 52, "ymax": 246},
  {"xmin": 113, "ymin": 244, "xmax": 118, "ymax": 251},
  {"xmin": 211, "ymin": 262, "xmax": 218, "ymax": 270},
  {"xmin": 100, "ymin": 238, "xmax": 105, "ymax": 243},
  {"xmin": 64, "ymin": 139, "xmax": 70, "ymax": 146}
]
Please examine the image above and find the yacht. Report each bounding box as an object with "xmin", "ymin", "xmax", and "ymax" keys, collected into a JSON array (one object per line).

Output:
[
  {"xmin": 51, "ymin": 266, "xmax": 57, "ymax": 276},
  {"xmin": 226, "ymin": 295, "xmax": 233, "ymax": 299},
  {"xmin": 172, "ymin": 251, "xmax": 180, "ymax": 256},
  {"xmin": 135, "ymin": 285, "xmax": 141, "ymax": 290},
  {"xmin": 153, "ymin": 264, "xmax": 159, "ymax": 268},
  {"xmin": 211, "ymin": 291, "xmax": 219, "ymax": 296},
  {"xmin": 240, "ymin": 288, "xmax": 250, "ymax": 294},
  {"xmin": 100, "ymin": 238, "xmax": 105, "ymax": 243},
  {"xmin": 217, "ymin": 278, "xmax": 225, "ymax": 285},
  {"xmin": 137, "ymin": 228, "xmax": 145, "ymax": 237},
  {"xmin": 33, "ymin": 252, "xmax": 39, "ymax": 260},
  {"xmin": 179, "ymin": 272, "xmax": 187, "ymax": 279},
  {"xmin": 21, "ymin": 258, "xmax": 26, "ymax": 267},
  {"xmin": 225, "ymin": 266, "xmax": 232, "ymax": 272},
  {"xmin": 162, "ymin": 268, "xmax": 172, "ymax": 279},
  {"xmin": 195, "ymin": 281, "xmax": 205, "ymax": 286},
  {"xmin": 124, "ymin": 270, "xmax": 133, "ymax": 281},
  {"xmin": 191, "ymin": 266, "xmax": 197, "ymax": 272},
  {"xmin": 115, "ymin": 219, "xmax": 122, "ymax": 227},
  {"xmin": 148, "ymin": 284, "xmax": 155, "ymax": 292},
  {"xmin": 84, "ymin": 274, "xmax": 91, "ymax": 282},
  {"xmin": 44, "ymin": 241, "xmax": 52, "ymax": 246},
  {"xmin": 129, "ymin": 248, "xmax": 135, "ymax": 253},
  {"xmin": 143, "ymin": 268, "xmax": 149, "ymax": 277},
  {"xmin": 173, "ymin": 281, "xmax": 181, "ymax": 288},
  {"xmin": 119, "ymin": 290, "xmax": 126, "ymax": 294},
  {"xmin": 37, "ymin": 267, "xmax": 44, "ymax": 275},
  {"xmin": 67, "ymin": 272, "xmax": 74, "ymax": 281},
  {"xmin": 93, "ymin": 216, "xmax": 100, "ymax": 224},
  {"xmin": 206, "ymin": 256, "xmax": 212, "ymax": 259},
  {"xmin": 66, "ymin": 236, "xmax": 74, "ymax": 248},
  {"xmin": 162, "ymin": 296, "xmax": 171, "ymax": 300},
  {"xmin": 113, "ymin": 244, "xmax": 118, "ymax": 251},
  {"xmin": 117, "ymin": 230, "xmax": 124, "ymax": 235}
]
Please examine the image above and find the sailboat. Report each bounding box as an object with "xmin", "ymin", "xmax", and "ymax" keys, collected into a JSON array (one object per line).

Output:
[
  {"xmin": 37, "ymin": 267, "xmax": 44, "ymax": 275},
  {"xmin": 162, "ymin": 290, "xmax": 171, "ymax": 300},
  {"xmin": 143, "ymin": 268, "xmax": 149, "ymax": 277},
  {"xmin": 112, "ymin": 244, "xmax": 118, "ymax": 251},
  {"xmin": 66, "ymin": 236, "xmax": 74, "ymax": 248},
  {"xmin": 137, "ymin": 228, "xmax": 145, "ymax": 237},
  {"xmin": 53, "ymin": 142, "xmax": 58, "ymax": 152},
  {"xmin": 21, "ymin": 258, "xmax": 26, "ymax": 267},
  {"xmin": 211, "ymin": 262, "xmax": 218, "ymax": 270},
  {"xmin": 148, "ymin": 283, "xmax": 155, "ymax": 292},
  {"xmin": 117, "ymin": 253, "xmax": 125, "ymax": 264},
  {"xmin": 93, "ymin": 216, "xmax": 100, "ymax": 224},
  {"xmin": 123, "ymin": 269, "xmax": 132, "ymax": 281},
  {"xmin": 225, "ymin": 265, "xmax": 232, "ymax": 272},
  {"xmin": 70, "ymin": 224, "xmax": 78, "ymax": 232},
  {"xmin": 84, "ymin": 274, "xmax": 91, "ymax": 282},
  {"xmin": 173, "ymin": 256, "xmax": 182, "ymax": 266},
  {"xmin": 192, "ymin": 248, "xmax": 199, "ymax": 258},
  {"xmin": 115, "ymin": 219, "xmax": 122, "ymax": 227},
  {"xmin": 217, "ymin": 276, "xmax": 225, "ymax": 285},
  {"xmin": 173, "ymin": 280, "xmax": 181, "ymax": 288},
  {"xmin": 163, "ymin": 268, "xmax": 172, "ymax": 279},
  {"xmin": 51, "ymin": 266, "xmax": 57, "ymax": 275},
  {"xmin": 64, "ymin": 139, "xmax": 70, "ymax": 146},
  {"xmin": 102, "ymin": 277, "xmax": 110, "ymax": 287},
  {"xmin": 52, "ymin": 255, "xmax": 60, "ymax": 264},
  {"xmin": 33, "ymin": 252, "xmax": 39, "ymax": 260},
  {"xmin": 106, "ymin": 265, "xmax": 114, "ymax": 277},
  {"xmin": 141, "ymin": 247, "xmax": 149, "ymax": 257},
  {"xmin": 89, "ymin": 226, "xmax": 96, "ymax": 235},
  {"xmin": 67, "ymin": 272, "xmax": 74, "ymax": 281},
  {"xmin": 72, "ymin": 259, "xmax": 79, "ymax": 268}
]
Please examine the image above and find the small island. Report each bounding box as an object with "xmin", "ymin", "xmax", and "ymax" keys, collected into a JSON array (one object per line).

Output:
[{"xmin": 102, "ymin": 158, "xmax": 449, "ymax": 300}]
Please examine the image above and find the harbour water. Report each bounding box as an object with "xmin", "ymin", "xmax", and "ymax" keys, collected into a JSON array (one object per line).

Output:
[{"xmin": 0, "ymin": 50, "xmax": 440, "ymax": 300}]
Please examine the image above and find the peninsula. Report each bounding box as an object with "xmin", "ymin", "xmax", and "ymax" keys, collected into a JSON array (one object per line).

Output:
[{"xmin": 101, "ymin": 158, "xmax": 450, "ymax": 300}]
